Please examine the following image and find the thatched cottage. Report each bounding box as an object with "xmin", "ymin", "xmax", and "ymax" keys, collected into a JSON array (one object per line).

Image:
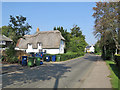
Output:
[{"xmin": 15, "ymin": 28, "xmax": 65, "ymax": 54}]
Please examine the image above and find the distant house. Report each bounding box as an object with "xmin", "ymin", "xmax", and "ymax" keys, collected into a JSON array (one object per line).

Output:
[
  {"xmin": 0, "ymin": 34, "xmax": 13, "ymax": 51},
  {"xmin": 85, "ymin": 45, "xmax": 95, "ymax": 53},
  {"xmin": 15, "ymin": 28, "xmax": 65, "ymax": 54}
]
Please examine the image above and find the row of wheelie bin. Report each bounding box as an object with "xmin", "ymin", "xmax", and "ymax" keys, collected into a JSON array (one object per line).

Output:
[
  {"xmin": 22, "ymin": 56, "xmax": 43, "ymax": 67},
  {"xmin": 46, "ymin": 55, "xmax": 56, "ymax": 62},
  {"xmin": 22, "ymin": 54, "xmax": 61, "ymax": 66},
  {"xmin": 45, "ymin": 55, "xmax": 61, "ymax": 62}
]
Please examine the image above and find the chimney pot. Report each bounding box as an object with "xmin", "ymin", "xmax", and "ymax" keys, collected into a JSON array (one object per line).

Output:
[{"xmin": 37, "ymin": 27, "xmax": 40, "ymax": 32}]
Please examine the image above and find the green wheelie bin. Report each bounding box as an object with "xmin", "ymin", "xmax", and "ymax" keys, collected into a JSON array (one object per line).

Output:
[
  {"xmin": 28, "ymin": 57, "xmax": 34, "ymax": 67},
  {"xmin": 56, "ymin": 55, "xmax": 61, "ymax": 62},
  {"xmin": 35, "ymin": 57, "xmax": 41, "ymax": 66}
]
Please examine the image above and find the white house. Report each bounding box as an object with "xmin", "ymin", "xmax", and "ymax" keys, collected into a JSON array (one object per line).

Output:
[
  {"xmin": 0, "ymin": 34, "xmax": 13, "ymax": 51},
  {"xmin": 85, "ymin": 45, "xmax": 95, "ymax": 53},
  {"xmin": 15, "ymin": 28, "xmax": 65, "ymax": 54}
]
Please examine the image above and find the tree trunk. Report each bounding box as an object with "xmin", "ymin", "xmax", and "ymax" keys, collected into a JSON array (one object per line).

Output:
[
  {"xmin": 118, "ymin": 48, "xmax": 120, "ymax": 54},
  {"xmin": 104, "ymin": 45, "xmax": 106, "ymax": 60},
  {"xmin": 102, "ymin": 45, "xmax": 106, "ymax": 60}
]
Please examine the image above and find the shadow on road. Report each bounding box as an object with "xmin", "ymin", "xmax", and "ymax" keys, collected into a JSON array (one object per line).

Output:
[
  {"xmin": 2, "ymin": 63, "xmax": 71, "ymax": 88},
  {"xmin": 83, "ymin": 54, "xmax": 98, "ymax": 62}
]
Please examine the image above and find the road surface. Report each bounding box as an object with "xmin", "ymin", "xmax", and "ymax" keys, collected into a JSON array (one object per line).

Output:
[{"xmin": 2, "ymin": 54, "xmax": 98, "ymax": 88}]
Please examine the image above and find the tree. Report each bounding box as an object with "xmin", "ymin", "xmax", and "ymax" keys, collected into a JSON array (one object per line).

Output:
[
  {"xmin": 92, "ymin": 2, "xmax": 119, "ymax": 59},
  {"xmin": 69, "ymin": 25, "xmax": 88, "ymax": 53},
  {"xmin": 69, "ymin": 37, "xmax": 87, "ymax": 53},
  {"xmin": 0, "ymin": 26, "xmax": 12, "ymax": 37},
  {"xmin": 94, "ymin": 40, "xmax": 101, "ymax": 53},
  {"xmin": 2, "ymin": 15, "xmax": 32, "ymax": 63},
  {"xmin": 53, "ymin": 25, "xmax": 88, "ymax": 53},
  {"xmin": 8, "ymin": 15, "xmax": 32, "ymax": 47},
  {"xmin": 53, "ymin": 26, "xmax": 71, "ymax": 52},
  {"xmin": 70, "ymin": 25, "xmax": 82, "ymax": 37}
]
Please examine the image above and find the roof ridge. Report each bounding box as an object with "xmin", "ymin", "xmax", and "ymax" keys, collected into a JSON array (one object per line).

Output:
[{"xmin": 24, "ymin": 30, "xmax": 60, "ymax": 38}]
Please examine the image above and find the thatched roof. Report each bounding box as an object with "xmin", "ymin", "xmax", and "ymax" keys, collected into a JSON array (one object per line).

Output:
[
  {"xmin": 0, "ymin": 34, "xmax": 12, "ymax": 41},
  {"xmin": 16, "ymin": 30, "xmax": 65, "ymax": 49}
]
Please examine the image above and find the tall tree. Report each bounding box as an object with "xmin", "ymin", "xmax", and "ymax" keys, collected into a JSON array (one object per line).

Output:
[
  {"xmin": 8, "ymin": 15, "xmax": 32, "ymax": 47},
  {"xmin": 94, "ymin": 40, "xmax": 101, "ymax": 54},
  {"xmin": 70, "ymin": 25, "xmax": 82, "ymax": 37},
  {"xmin": 93, "ymin": 2, "xmax": 120, "ymax": 59},
  {"xmin": 70, "ymin": 25, "xmax": 88, "ymax": 53},
  {"xmin": 53, "ymin": 26, "xmax": 71, "ymax": 52},
  {"xmin": 0, "ymin": 26, "xmax": 11, "ymax": 37},
  {"xmin": 69, "ymin": 37, "xmax": 87, "ymax": 53}
]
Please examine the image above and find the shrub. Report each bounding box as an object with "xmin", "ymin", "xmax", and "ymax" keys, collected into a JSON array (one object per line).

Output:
[
  {"xmin": 8, "ymin": 56, "xmax": 18, "ymax": 63},
  {"xmin": 42, "ymin": 52, "xmax": 85, "ymax": 62},
  {"xmin": 114, "ymin": 54, "xmax": 120, "ymax": 67},
  {"xmin": 4, "ymin": 46, "xmax": 18, "ymax": 63},
  {"xmin": 56, "ymin": 52, "xmax": 85, "ymax": 61}
]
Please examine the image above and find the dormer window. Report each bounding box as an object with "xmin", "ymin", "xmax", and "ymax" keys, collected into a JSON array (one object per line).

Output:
[
  {"xmin": 38, "ymin": 42, "xmax": 42, "ymax": 46},
  {"xmin": 28, "ymin": 43, "xmax": 32, "ymax": 46},
  {"xmin": 28, "ymin": 43, "xmax": 32, "ymax": 49}
]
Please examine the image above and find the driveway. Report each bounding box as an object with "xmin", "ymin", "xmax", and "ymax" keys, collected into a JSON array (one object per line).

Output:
[{"xmin": 2, "ymin": 54, "xmax": 111, "ymax": 88}]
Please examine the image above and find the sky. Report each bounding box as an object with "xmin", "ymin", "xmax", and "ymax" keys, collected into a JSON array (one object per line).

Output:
[{"xmin": 2, "ymin": 2, "xmax": 98, "ymax": 45}]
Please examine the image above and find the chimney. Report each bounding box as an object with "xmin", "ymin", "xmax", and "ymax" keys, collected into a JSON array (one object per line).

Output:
[{"xmin": 37, "ymin": 27, "xmax": 40, "ymax": 32}]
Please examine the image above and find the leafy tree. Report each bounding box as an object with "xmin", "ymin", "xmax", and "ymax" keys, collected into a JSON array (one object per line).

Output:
[
  {"xmin": 69, "ymin": 25, "xmax": 88, "ymax": 53},
  {"xmin": 94, "ymin": 40, "xmax": 101, "ymax": 53},
  {"xmin": 53, "ymin": 26, "xmax": 71, "ymax": 52},
  {"xmin": 70, "ymin": 25, "xmax": 82, "ymax": 37},
  {"xmin": 69, "ymin": 37, "xmax": 87, "ymax": 53},
  {"xmin": 8, "ymin": 15, "xmax": 32, "ymax": 47},
  {"xmin": 2, "ymin": 15, "xmax": 32, "ymax": 63},
  {"xmin": 0, "ymin": 26, "xmax": 12, "ymax": 37},
  {"xmin": 53, "ymin": 25, "xmax": 88, "ymax": 53},
  {"xmin": 92, "ymin": 2, "xmax": 119, "ymax": 60}
]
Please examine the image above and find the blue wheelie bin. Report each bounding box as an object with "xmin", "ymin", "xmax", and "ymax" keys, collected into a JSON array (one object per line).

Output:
[
  {"xmin": 22, "ymin": 56, "xmax": 27, "ymax": 66},
  {"xmin": 52, "ymin": 55, "xmax": 56, "ymax": 62},
  {"xmin": 46, "ymin": 56, "xmax": 50, "ymax": 62},
  {"xmin": 39, "ymin": 52, "xmax": 43, "ymax": 59},
  {"xmin": 35, "ymin": 53, "xmax": 39, "ymax": 57},
  {"xmin": 40, "ymin": 61, "xmax": 43, "ymax": 65}
]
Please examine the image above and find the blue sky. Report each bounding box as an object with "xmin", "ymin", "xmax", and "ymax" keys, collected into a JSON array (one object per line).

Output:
[{"xmin": 2, "ymin": 2, "xmax": 98, "ymax": 45}]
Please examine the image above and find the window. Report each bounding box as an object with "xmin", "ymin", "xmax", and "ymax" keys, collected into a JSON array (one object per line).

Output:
[
  {"xmin": 44, "ymin": 50, "xmax": 47, "ymax": 53},
  {"xmin": 28, "ymin": 43, "xmax": 32, "ymax": 48},
  {"xmin": 38, "ymin": 42, "xmax": 42, "ymax": 46}
]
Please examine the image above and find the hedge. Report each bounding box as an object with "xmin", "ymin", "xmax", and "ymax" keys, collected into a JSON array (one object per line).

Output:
[
  {"xmin": 114, "ymin": 54, "xmax": 120, "ymax": 67},
  {"xmin": 42, "ymin": 52, "xmax": 85, "ymax": 62}
]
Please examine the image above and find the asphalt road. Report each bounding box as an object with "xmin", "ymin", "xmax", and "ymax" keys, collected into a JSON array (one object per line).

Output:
[{"xmin": 2, "ymin": 54, "xmax": 98, "ymax": 88}]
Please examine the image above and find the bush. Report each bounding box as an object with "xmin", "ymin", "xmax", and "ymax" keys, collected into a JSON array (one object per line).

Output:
[
  {"xmin": 8, "ymin": 56, "xmax": 18, "ymax": 63},
  {"xmin": 114, "ymin": 54, "xmax": 120, "ymax": 67},
  {"xmin": 56, "ymin": 52, "xmax": 85, "ymax": 61},
  {"xmin": 4, "ymin": 46, "xmax": 18, "ymax": 63},
  {"xmin": 42, "ymin": 52, "xmax": 85, "ymax": 62}
]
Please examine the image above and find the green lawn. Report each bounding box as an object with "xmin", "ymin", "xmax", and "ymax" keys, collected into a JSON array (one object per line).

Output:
[{"xmin": 106, "ymin": 60, "xmax": 120, "ymax": 89}]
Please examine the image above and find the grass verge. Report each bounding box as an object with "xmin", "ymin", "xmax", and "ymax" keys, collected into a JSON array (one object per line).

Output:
[
  {"xmin": 106, "ymin": 60, "xmax": 120, "ymax": 89},
  {"xmin": 95, "ymin": 52, "xmax": 101, "ymax": 55}
]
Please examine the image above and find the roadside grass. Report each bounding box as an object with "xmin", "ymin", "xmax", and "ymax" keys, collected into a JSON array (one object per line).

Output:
[
  {"xmin": 95, "ymin": 52, "xmax": 101, "ymax": 55},
  {"xmin": 106, "ymin": 60, "xmax": 119, "ymax": 89}
]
